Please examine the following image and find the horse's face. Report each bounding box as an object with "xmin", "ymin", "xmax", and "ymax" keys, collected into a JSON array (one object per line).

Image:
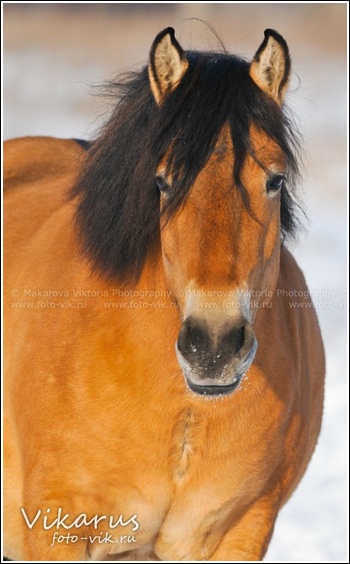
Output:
[
  {"xmin": 149, "ymin": 28, "xmax": 291, "ymax": 395},
  {"xmin": 157, "ymin": 127, "xmax": 284, "ymax": 395}
]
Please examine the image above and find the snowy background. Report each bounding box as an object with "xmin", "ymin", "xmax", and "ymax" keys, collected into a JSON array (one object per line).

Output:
[{"xmin": 3, "ymin": 3, "xmax": 347, "ymax": 562}]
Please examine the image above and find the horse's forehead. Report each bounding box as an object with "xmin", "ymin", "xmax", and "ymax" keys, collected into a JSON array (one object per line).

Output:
[
  {"xmin": 249, "ymin": 127, "xmax": 286, "ymax": 164},
  {"xmin": 212, "ymin": 124, "xmax": 231, "ymax": 158},
  {"xmin": 211, "ymin": 124, "xmax": 286, "ymax": 169}
]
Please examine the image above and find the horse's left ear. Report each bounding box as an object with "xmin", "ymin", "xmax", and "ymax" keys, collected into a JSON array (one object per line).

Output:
[
  {"xmin": 249, "ymin": 29, "xmax": 291, "ymax": 105},
  {"xmin": 148, "ymin": 27, "xmax": 189, "ymax": 105}
]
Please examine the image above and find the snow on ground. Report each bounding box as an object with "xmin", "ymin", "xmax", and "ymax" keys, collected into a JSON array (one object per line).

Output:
[{"xmin": 3, "ymin": 5, "xmax": 348, "ymax": 562}]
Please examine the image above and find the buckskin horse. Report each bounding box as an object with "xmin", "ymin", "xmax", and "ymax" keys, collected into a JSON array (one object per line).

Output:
[{"xmin": 4, "ymin": 28, "xmax": 325, "ymax": 561}]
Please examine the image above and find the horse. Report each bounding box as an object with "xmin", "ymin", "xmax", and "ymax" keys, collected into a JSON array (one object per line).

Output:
[{"xmin": 4, "ymin": 27, "xmax": 325, "ymax": 561}]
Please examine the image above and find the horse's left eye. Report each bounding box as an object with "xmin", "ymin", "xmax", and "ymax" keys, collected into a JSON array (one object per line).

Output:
[
  {"xmin": 155, "ymin": 175, "xmax": 170, "ymax": 194},
  {"xmin": 266, "ymin": 174, "xmax": 285, "ymax": 195}
]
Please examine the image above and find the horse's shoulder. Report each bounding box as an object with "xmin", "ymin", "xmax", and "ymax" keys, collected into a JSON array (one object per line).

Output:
[{"xmin": 3, "ymin": 136, "xmax": 85, "ymax": 191}]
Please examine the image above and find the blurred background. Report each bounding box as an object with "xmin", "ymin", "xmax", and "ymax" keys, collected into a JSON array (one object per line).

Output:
[{"xmin": 3, "ymin": 3, "xmax": 347, "ymax": 562}]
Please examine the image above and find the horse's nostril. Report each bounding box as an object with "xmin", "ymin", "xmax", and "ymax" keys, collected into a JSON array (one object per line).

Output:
[
  {"xmin": 188, "ymin": 325, "xmax": 206, "ymax": 350},
  {"xmin": 177, "ymin": 318, "xmax": 209, "ymax": 358},
  {"xmin": 222, "ymin": 325, "xmax": 245, "ymax": 355}
]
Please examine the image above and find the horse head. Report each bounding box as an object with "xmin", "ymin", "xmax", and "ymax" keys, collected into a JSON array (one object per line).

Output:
[{"xmin": 149, "ymin": 28, "xmax": 294, "ymax": 395}]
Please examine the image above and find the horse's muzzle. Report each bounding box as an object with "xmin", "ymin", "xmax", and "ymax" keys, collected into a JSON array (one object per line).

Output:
[{"xmin": 176, "ymin": 316, "xmax": 258, "ymax": 396}]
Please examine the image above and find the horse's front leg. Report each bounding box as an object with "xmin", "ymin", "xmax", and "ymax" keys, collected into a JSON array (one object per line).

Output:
[{"xmin": 208, "ymin": 498, "xmax": 278, "ymax": 561}]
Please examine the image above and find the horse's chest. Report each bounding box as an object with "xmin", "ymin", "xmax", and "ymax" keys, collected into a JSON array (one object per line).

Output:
[{"xmin": 93, "ymin": 407, "xmax": 255, "ymax": 560}]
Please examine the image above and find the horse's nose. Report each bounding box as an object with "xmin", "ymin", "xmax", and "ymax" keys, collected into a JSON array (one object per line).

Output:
[
  {"xmin": 177, "ymin": 317, "xmax": 246, "ymax": 360},
  {"xmin": 176, "ymin": 316, "xmax": 257, "ymax": 395}
]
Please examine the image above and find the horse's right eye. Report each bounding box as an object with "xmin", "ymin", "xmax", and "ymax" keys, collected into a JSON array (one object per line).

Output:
[{"xmin": 155, "ymin": 175, "xmax": 170, "ymax": 194}]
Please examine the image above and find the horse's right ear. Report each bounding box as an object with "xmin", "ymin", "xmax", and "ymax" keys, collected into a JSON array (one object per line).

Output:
[{"xmin": 148, "ymin": 27, "xmax": 189, "ymax": 105}]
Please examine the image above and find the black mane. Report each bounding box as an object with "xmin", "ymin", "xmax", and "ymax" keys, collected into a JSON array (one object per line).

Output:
[{"xmin": 73, "ymin": 50, "xmax": 301, "ymax": 281}]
